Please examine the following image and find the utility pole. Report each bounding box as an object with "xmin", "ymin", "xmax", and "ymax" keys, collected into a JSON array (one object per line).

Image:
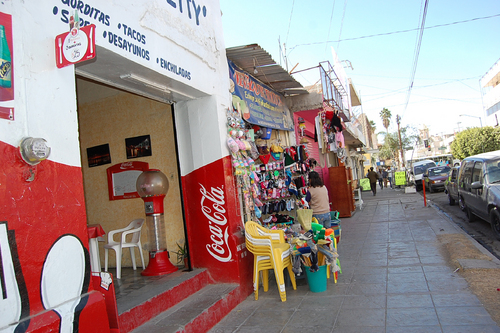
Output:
[{"xmin": 396, "ymin": 115, "xmax": 405, "ymax": 169}]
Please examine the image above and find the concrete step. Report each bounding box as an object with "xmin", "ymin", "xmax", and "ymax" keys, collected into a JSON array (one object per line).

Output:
[
  {"xmin": 117, "ymin": 268, "xmax": 212, "ymax": 332},
  {"xmin": 129, "ymin": 283, "xmax": 240, "ymax": 333}
]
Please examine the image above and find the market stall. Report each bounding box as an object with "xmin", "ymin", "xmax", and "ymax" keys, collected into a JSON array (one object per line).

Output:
[{"xmin": 244, "ymin": 212, "xmax": 342, "ymax": 299}]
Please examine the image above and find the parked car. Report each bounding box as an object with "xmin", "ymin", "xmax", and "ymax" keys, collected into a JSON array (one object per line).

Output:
[
  {"xmin": 410, "ymin": 159, "xmax": 437, "ymax": 191},
  {"xmin": 457, "ymin": 150, "xmax": 500, "ymax": 240},
  {"xmin": 423, "ymin": 165, "xmax": 451, "ymax": 193},
  {"xmin": 444, "ymin": 166, "xmax": 460, "ymax": 206}
]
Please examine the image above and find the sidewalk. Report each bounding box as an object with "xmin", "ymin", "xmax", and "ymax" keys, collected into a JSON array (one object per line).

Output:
[{"xmin": 209, "ymin": 186, "xmax": 500, "ymax": 333}]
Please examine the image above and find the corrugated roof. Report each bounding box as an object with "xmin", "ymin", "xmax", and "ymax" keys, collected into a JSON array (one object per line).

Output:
[{"xmin": 226, "ymin": 44, "xmax": 308, "ymax": 96}]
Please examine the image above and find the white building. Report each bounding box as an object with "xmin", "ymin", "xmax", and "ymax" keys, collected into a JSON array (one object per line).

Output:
[{"xmin": 481, "ymin": 57, "xmax": 500, "ymax": 127}]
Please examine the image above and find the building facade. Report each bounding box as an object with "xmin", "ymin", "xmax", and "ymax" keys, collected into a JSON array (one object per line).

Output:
[
  {"xmin": 0, "ymin": 1, "xmax": 254, "ymax": 332},
  {"xmin": 481, "ymin": 57, "xmax": 500, "ymax": 127}
]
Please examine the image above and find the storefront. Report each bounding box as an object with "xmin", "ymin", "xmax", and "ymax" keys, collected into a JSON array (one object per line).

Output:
[
  {"xmin": 225, "ymin": 45, "xmax": 326, "ymax": 231},
  {"xmin": 1, "ymin": 1, "xmax": 254, "ymax": 332},
  {"xmin": 286, "ymin": 60, "xmax": 366, "ymax": 218}
]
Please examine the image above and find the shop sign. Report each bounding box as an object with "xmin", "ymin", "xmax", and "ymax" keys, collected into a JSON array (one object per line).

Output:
[
  {"xmin": 50, "ymin": 0, "xmax": 210, "ymax": 83},
  {"xmin": 394, "ymin": 171, "xmax": 407, "ymax": 186},
  {"xmin": 55, "ymin": 24, "xmax": 96, "ymax": 68},
  {"xmin": 359, "ymin": 178, "xmax": 370, "ymax": 191},
  {"xmin": 228, "ymin": 60, "xmax": 293, "ymax": 131}
]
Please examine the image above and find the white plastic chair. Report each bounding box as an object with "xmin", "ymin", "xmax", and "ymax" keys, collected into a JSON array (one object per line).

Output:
[{"xmin": 104, "ymin": 218, "xmax": 145, "ymax": 279}]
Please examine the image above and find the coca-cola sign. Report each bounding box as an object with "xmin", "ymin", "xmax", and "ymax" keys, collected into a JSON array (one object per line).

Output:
[{"xmin": 200, "ymin": 184, "xmax": 232, "ymax": 262}]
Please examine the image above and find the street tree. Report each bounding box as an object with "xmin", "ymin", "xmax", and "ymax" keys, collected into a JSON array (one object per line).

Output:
[
  {"xmin": 379, "ymin": 107, "xmax": 392, "ymax": 133},
  {"xmin": 379, "ymin": 125, "xmax": 420, "ymax": 167},
  {"xmin": 451, "ymin": 126, "xmax": 500, "ymax": 160}
]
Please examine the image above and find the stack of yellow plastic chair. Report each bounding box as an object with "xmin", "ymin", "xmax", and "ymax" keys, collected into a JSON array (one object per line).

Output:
[{"xmin": 244, "ymin": 221, "xmax": 297, "ymax": 302}]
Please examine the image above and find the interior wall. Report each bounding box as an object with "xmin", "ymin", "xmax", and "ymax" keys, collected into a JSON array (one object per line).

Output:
[{"xmin": 76, "ymin": 78, "xmax": 184, "ymax": 268}]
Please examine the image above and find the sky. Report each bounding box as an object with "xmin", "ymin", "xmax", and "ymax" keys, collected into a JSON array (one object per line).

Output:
[{"xmin": 219, "ymin": 0, "xmax": 500, "ymax": 139}]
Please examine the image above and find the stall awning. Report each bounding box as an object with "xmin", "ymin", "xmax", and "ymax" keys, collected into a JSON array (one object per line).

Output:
[{"xmin": 226, "ymin": 44, "xmax": 308, "ymax": 96}]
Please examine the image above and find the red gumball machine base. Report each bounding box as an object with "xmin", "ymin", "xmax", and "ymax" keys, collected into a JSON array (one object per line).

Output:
[{"xmin": 141, "ymin": 250, "xmax": 178, "ymax": 276}]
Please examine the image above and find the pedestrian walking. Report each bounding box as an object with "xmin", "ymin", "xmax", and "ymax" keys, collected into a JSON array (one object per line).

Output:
[
  {"xmin": 377, "ymin": 169, "xmax": 383, "ymax": 189},
  {"xmin": 382, "ymin": 168, "xmax": 388, "ymax": 188},
  {"xmin": 366, "ymin": 167, "xmax": 379, "ymax": 196},
  {"xmin": 387, "ymin": 167, "xmax": 393, "ymax": 188}
]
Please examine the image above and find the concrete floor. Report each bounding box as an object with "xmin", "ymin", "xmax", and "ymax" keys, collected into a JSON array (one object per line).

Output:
[{"xmin": 208, "ymin": 187, "xmax": 500, "ymax": 333}]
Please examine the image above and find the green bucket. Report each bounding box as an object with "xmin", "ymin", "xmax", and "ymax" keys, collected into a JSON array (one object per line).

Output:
[{"xmin": 305, "ymin": 265, "xmax": 327, "ymax": 293}]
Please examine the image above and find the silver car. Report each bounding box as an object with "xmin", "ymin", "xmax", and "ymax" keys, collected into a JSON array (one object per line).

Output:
[
  {"xmin": 457, "ymin": 150, "xmax": 500, "ymax": 240},
  {"xmin": 444, "ymin": 166, "xmax": 460, "ymax": 206}
]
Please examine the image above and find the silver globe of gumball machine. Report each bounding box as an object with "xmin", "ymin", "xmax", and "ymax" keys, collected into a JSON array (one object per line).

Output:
[{"xmin": 136, "ymin": 169, "xmax": 178, "ymax": 276}]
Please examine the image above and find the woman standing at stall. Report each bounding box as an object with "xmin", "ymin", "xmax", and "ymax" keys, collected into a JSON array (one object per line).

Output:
[{"xmin": 306, "ymin": 171, "xmax": 331, "ymax": 228}]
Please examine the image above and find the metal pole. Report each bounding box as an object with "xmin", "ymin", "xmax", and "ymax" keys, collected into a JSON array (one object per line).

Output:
[
  {"xmin": 422, "ymin": 176, "xmax": 427, "ymax": 207},
  {"xmin": 396, "ymin": 115, "xmax": 405, "ymax": 169}
]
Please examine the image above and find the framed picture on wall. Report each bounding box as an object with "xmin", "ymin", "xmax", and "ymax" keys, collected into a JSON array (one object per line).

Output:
[
  {"xmin": 87, "ymin": 144, "xmax": 111, "ymax": 168},
  {"xmin": 107, "ymin": 161, "xmax": 149, "ymax": 200},
  {"xmin": 125, "ymin": 135, "xmax": 152, "ymax": 159}
]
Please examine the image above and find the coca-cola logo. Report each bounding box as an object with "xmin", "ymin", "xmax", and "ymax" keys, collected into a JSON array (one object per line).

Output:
[
  {"xmin": 200, "ymin": 184, "xmax": 232, "ymax": 262},
  {"xmin": 120, "ymin": 162, "xmax": 134, "ymax": 169}
]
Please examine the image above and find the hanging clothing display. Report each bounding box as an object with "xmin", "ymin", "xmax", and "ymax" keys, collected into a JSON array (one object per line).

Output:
[
  {"xmin": 226, "ymin": 105, "xmax": 318, "ymax": 226},
  {"xmin": 315, "ymin": 109, "xmax": 347, "ymax": 154}
]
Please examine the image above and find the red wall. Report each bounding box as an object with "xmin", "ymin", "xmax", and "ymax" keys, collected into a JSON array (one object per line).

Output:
[
  {"xmin": 1, "ymin": 139, "xmax": 254, "ymax": 331},
  {"xmin": 1, "ymin": 140, "xmax": 109, "ymax": 332},
  {"xmin": 181, "ymin": 155, "xmax": 253, "ymax": 292}
]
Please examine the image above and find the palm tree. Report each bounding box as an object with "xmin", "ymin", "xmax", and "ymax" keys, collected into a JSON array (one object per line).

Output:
[
  {"xmin": 369, "ymin": 120, "xmax": 376, "ymax": 133},
  {"xmin": 379, "ymin": 108, "xmax": 392, "ymax": 133}
]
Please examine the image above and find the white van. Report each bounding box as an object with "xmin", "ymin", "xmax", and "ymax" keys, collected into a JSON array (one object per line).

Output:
[{"xmin": 410, "ymin": 159, "xmax": 437, "ymax": 190}]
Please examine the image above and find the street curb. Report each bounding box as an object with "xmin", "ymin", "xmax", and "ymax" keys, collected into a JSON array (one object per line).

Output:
[{"xmin": 425, "ymin": 196, "xmax": 500, "ymax": 267}]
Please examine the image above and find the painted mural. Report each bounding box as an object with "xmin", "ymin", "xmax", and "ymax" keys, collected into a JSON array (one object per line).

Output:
[
  {"xmin": 0, "ymin": 11, "xmax": 13, "ymax": 121},
  {"xmin": 0, "ymin": 222, "xmax": 30, "ymax": 333},
  {"xmin": 0, "ymin": 142, "xmax": 109, "ymax": 332}
]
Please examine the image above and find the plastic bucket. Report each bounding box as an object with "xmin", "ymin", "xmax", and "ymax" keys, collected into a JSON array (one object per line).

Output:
[{"xmin": 305, "ymin": 265, "xmax": 327, "ymax": 292}]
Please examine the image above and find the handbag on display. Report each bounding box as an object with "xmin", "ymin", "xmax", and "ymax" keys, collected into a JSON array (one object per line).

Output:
[
  {"xmin": 297, "ymin": 208, "xmax": 313, "ymax": 231},
  {"xmin": 257, "ymin": 145, "xmax": 270, "ymax": 155},
  {"xmin": 248, "ymin": 141, "xmax": 260, "ymax": 160}
]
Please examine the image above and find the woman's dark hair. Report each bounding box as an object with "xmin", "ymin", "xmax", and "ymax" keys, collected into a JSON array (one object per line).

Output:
[{"xmin": 309, "ymin": 171, "xmax": 324, "ymax": 187}]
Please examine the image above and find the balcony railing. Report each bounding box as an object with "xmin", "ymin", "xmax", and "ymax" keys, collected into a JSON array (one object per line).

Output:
[{"xmin": 319, "ymin": 61, "xmax": 349, "ymax": 121}]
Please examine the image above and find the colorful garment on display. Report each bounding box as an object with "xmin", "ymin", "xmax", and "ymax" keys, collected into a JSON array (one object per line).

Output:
[
  {"xmin": 331, "ymin": 111, "xmax": 342, "ymax": 132},
  {"xmin": 226, "ymin": 105, "xmax": 317, "ymax": 224},
  {"xmin": 335, "ymin": 131, "xmax": 345, "ymax": 148}
]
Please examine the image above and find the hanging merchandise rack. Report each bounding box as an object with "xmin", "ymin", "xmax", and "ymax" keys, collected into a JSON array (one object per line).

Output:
[{"xmin": 225, "ymin": 106, "xmax": 318, "ymax": 227}]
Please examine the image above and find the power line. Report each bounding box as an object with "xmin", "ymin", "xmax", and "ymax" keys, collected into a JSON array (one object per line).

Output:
[
  {"xmin": 365, "ymin": 93, "xmax": 481, "ymax": 109},
  {"xmin": 324, "ymin": 0, "xmax": 337, "ymax": 54},
  {"xmin": 336, "ymin": 0, "xmax": 348, "ymax": 53},
  {"xmin": 351, "ymin": 73, "xmax": 481, "ymax": 81},
  {"xmin": 289, "ymin": 13, "xmax": 500, "ymax": 51},
  {"xmin": 285, "ymin": 0, "xmax": 295, "ymax": 45},
  {"xmin": 402, "ymin": 0, "xmax": 429, "ymax": 117},
  {"xmin": 357, "ymin": 76, "xmax": 481, "ymax": 95}
]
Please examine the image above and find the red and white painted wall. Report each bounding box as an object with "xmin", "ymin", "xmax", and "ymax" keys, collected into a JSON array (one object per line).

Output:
[{"xmin": 0, "ymin": 0, "xmax": 251, "ymax": 332}]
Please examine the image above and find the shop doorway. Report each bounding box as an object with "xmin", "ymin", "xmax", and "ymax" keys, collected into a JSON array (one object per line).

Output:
[{"xmin": 75, "ymin": 77, "xmax": 188, "ymax": 279}]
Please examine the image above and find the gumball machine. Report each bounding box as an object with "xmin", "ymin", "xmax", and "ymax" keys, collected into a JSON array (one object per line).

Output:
[{"xmin": 136, "ymin": 169, "xmax": 178, "ymax": 276}]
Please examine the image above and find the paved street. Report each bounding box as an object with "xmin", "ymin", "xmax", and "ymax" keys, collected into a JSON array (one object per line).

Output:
[
  {"xmin": 209, "ymin": 186, "xmax": 500, "ymax": 333},
  {"xmin": 423, "ymin": 189, "xmax": 500, "ymax": 259}
]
